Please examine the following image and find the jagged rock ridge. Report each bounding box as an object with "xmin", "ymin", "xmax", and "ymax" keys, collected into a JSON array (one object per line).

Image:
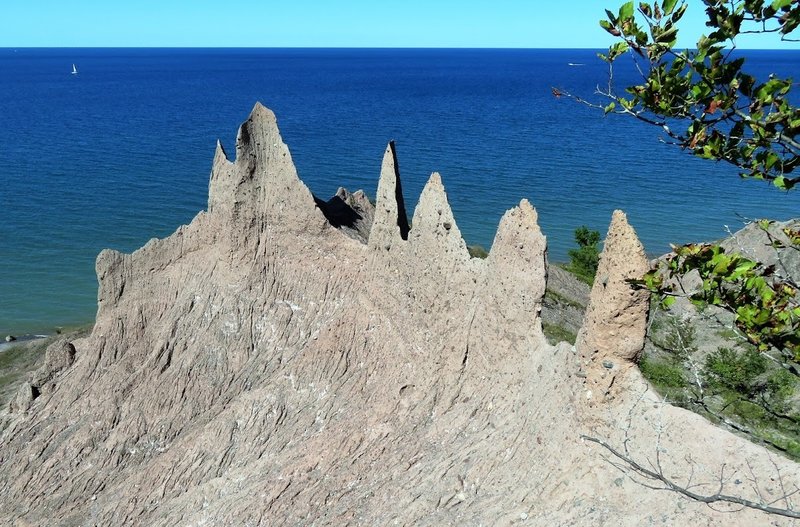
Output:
[{"xmin": 0, "ymin": 103, "xmax": 797, "ymax": 526}]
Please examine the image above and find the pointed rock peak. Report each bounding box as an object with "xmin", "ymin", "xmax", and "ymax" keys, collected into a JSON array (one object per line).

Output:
[
  {"xmin": 575, "ymin": 209, "xmax": 650, "ymax": 405},
  {"xmin": 234, "ymin": 102, "xmax": 282, "ymax": 160},
  {"xmin": 368, "ymin": 141, "xmax": 410, "ymax": 250},
  {"xmin": 491, "ymin": 199, "xmax": 544, "ymax": 252},
  {"xmin": 214, "ymin": 140, "xmax": 230, "ymax": 165},
  {"xmin": 608, "ymin": 210, "xmax": 637, "ymax": 241},
  {"xmin": 517, "ymin": 199, "xmax": 539, "ymax": 226},
  {"xmin": 413, "ymin": 172, "xmax": 455, "ymax": 231},
  {"xmin": 418, "ymin": 172, "xmax": 445, "ymax": 204},
  {"xmin": 247, "ymin": 101, "xmax": 277, "ymax": 131},
  {"xmin": 426, "ymin": 171, "xmax": 443, "ymax": 187},
  {"xmin": 208, "ymin": 104, "xmax": 324, "ymax": 232},
  {"xmin": 409, "ymin": 172, "xmax": 469, "ymax": 260},
  {"xmin": 381, "ymin": 141, "xmax": 410, "ymax": 239},
  {"xmin": 482, "ymin": 198, "xmax": 547, "ymax": 337},
  {"xmin": 335, "ymin": 186, "xmax": 352, "ymax": 200},
  {"xmin": 208, "ymin": 139, "xmax": 234, "ymax": 214}
]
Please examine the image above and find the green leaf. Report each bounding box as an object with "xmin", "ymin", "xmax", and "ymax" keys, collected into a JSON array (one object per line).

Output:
[
  {"xmin": 609, "ymin": 41, "xmax": 630, "ymax": 58},
  {"xmin": 771, "ymin": 0, "xmax": 793, "ymax": 9},
  {"xmin": 656, "ymin": 25, "xmax": 679, "ymax": 43},
  {"xmin": 671, "ymin": 3, "xmax": 687, "ymax": 22},
  {"xmin": 604, "ymin": 102, "xmax": 617, "ymax": 114},
  {"xmin": 662, "ymin": 0, "xmax": 679, "ymax": 15},
  {"xmin": 620, "ymin": 1, "xmax": 635, "ymax": 19}
]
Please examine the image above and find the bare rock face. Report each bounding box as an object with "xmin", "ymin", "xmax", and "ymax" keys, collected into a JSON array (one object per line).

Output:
[
  {"xmin": 8, "ymin": 382, "xmax": 36, "ymax": 414},
  {"xmin": 315, "ymin": 187, "xmax": 375, "ymax": 243},
  {"xmin": 0, "ymin": 104, "xmax": 797, "ymax": 526},
  {"xmin": 720, "ymin": 219, "xmax": 800, "ymax": 280},
  {"xmin": 368, "ymin": 141, "xmax": 410, "ymax": 251},
  {"xmin": 541, "ymin": 265, "xmax": 590, "ymax": 340},
  {"xmin": 575, "ymin": 210, "xmax": 650, "ymax": 405},
  {"xmin": 41, "ymin": 340, "xmax": 76, "ymax": 378}
]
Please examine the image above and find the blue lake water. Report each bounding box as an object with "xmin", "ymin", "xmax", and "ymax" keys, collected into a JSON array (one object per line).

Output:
[{"xmin": 1, "ymin": 48, "xmax": 799, "ymax": 336}]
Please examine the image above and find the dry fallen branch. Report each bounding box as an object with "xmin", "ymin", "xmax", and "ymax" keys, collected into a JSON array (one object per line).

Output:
[{"xmin": 580, "ymin": 434, "xmax": 800, "ymax": 519}]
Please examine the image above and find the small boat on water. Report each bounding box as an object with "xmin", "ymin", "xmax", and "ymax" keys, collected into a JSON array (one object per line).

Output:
[
  {"xmin": 71, "ymin": 64, "xmax": 78, "ymax": 75},
  {"xmin": 568, "ymin": 62, "xmax": 585, "ymax": 67}
]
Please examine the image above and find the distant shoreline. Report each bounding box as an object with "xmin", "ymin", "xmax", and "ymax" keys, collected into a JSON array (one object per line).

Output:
[
  {"xmin": 0, "ymin": 334, "xmax": 49, "ymax": 353},
  {"xmin": 1, "ymin": 321, "xmax": 94, "ymax": 352}
]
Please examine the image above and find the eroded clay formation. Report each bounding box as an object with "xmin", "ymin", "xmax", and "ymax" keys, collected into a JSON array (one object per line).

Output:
[{"xmin": 1, "ymin": 103, "xmax": 797, "ymax": 526}]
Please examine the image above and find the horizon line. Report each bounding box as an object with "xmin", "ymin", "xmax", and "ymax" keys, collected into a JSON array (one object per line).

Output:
[{"xmin": 2, "ymin": 45, "xmax": 797, "ymax": 51}]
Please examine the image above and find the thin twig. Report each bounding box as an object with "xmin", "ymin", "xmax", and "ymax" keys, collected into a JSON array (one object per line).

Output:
[{"xmin": 581, "ymin": 434, "xmax": 800, "ymax": 518}]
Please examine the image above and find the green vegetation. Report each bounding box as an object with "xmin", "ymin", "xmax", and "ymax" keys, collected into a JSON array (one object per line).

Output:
[
  {"xmin": 595, "ymin": 0, "xmax": 800, "ymax": 367},
  {"xmin": 542, "ymin": 322, "xmax": 577, "ymax": 345},
  {"xmin": 598, "ymin": 0, "xmax": 800, "ymax": 190},
  {"xmin": 656, "ymin": 315, "xmax": 697, "ymax": 362},
  {"xmin": 703, "ymin": 347, "xmax": 800, "ymax": 458},
  {"xmin": 640, "ymin": 315, "xmax": 800, "ymax": 459},
  {"xmin": 637, "ymin": 238, "xmax": 800, "ymax": 361},
  {"xmin": 705, "ymin": 347, "xmax": 769, "ymax": 398},
  {"xmin": 467, "ymin": 244, "xmax": 489, "ymax": 259},
  {"xmin": 639, "ymin": 354, "xmax": 686, "ymax": 389},
  {"xmin": 565, "ymin": 226, "xmax": 601, "ymax": 285},
  {"xmin": 544, "ymin": 288, "xmax": 586, "ymax": 310}
]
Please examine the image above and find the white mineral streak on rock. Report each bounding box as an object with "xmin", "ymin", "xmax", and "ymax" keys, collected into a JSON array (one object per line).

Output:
[{"xmin": 0, "ymin": 106, "xmax": 796, "ymax": 527}]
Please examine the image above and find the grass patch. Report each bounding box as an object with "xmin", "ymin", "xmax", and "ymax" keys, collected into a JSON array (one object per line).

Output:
[
  {"xmin": 639, "ymin": 340, "xmax": 800, "ymax": 461},
  {"xmin": 639, "ymin": 354, "xmax": 686, "ymax": 389},
  {"xmin": 715, "ymin": 327, "xmax": 741, "ymax": 340},
  {"xmin": 544, "ymin": 288, "xmax": 585, "ymax": 310},
  {"xmin": 542, "ymin": 322, "xmax": 577, "ymax": 345}
]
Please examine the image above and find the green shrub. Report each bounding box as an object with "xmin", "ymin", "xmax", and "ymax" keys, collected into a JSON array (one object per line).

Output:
[
  {"xmin": 639, "ymin": 354, "xmax": 686, "ymax": 388},
  {"xmin": 566, "ymin": 226, "xmax": 600, "ymax": 285},
  {"xmin": 467, "ymin": 244, "xmax": 489, "ymax": 259},
  {"xmin": 704, "ymin": 347, "xmax": 767, "ymax": 397}
]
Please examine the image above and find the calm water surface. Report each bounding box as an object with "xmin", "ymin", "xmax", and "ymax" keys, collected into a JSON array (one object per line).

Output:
[{"xmin": 1, "ymin": 48, "xmax": 799, "ymax": 335}]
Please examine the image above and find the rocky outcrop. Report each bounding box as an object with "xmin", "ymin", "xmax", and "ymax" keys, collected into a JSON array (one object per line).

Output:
[
  {"xmin": 541, "ymin": 265, "xmax": 590, "ymax": 341},
  {"xmin": 576, "ymin": 210, "xmax": 651, "ymax": 405},
  {"xmin": 642, "ymin": 217, "xmax": 800, "ymax": 362},
  {"xmin": 368, "ymin": 141, "xmax": 410, "ymax": 251},
  {"xmin": 315, "ymin": 187, "xmax": 375, "ymax": 243},
  {"xmin": 720, "ymin": 219, "xmax": 800, "ymax": 281},
  {"xmin": 8, "ymin": 382, "xmax": 36, "ymax": 414},
  {"xmin": 0, "ymin": 103, "xmax": 797, "ymax": 526}
]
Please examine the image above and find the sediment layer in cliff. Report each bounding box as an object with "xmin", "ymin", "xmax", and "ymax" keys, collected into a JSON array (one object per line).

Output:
[{"xmin": 1, "ymin": 103, "xmax": 797, "ymax": 526}]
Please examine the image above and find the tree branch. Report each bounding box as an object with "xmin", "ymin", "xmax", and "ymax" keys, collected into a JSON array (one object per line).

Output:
[{"xmin": 580, "ymin": 434, "xmax": 800, "ymax": 518}]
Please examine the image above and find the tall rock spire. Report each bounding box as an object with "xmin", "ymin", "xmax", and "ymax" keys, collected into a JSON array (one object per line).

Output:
[
  {"xmin": 207, "ymin": 102, "xmax": 325, "ymax": 235},
  {"xmin": 483, "ymin": 199, "xmax": 548, "ymax": 342},
  {"xmin": 409, "ymin": 172, "xmax": 469, "ymax": 263},
  {"xmin": 368, "ymin": 141, "xmax": 410, "ymax": 251},
  {"xmin": 575, "ymin": 210, "xmax": 650, "ymax": 404}
]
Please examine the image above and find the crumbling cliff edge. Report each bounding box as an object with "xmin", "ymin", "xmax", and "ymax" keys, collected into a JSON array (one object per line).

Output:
[{"xmin": 1, "ymin": 103, "xmax": 797, "ymax": 526}]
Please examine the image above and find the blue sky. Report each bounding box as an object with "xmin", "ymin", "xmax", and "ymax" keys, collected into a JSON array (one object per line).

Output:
[{"xmin": 1, "ymin": 0, "xmax": 796, "ymax": 48}]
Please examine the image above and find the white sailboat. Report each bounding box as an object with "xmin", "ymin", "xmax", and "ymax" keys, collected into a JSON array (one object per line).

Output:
[{"xmin": 71, "ymin": 64, "xmax": 78, "ymax": 75}]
